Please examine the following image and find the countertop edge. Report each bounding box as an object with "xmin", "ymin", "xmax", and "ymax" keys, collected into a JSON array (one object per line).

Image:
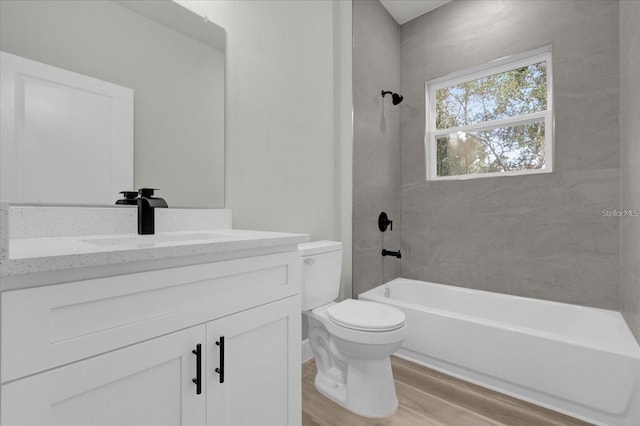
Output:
[{"xmin": 0, "ymin": 233, "xmax": 310, "ymax": 282}]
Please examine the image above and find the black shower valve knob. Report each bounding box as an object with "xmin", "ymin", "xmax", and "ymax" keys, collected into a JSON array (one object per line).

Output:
[{"xmin": 378, "ymin": 212, "xmax": 393, "ymax": 232}]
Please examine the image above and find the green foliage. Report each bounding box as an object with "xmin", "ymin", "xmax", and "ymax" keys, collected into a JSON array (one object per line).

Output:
[{"xmin": 435, "ymin": 62, "xmax": 547, "ymax": 177}]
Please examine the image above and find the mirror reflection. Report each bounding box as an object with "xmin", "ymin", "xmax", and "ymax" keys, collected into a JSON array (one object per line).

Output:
[{"xmin": 0, "ymin": 0, "xmax": 225, "ymax": 208}]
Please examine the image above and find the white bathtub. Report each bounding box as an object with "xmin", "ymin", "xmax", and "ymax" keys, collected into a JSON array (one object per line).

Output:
[{"xmin": 360, "ymin": 278, "xmax": 640, "ymax": 426}]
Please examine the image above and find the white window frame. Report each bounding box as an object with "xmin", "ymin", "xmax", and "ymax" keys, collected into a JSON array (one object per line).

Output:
[{"xmin": 425, "ymin": 45, "xmax": 554, "ymax": 181}]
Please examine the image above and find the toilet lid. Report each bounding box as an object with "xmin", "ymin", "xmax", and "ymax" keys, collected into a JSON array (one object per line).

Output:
[{"xmin": 327, "ymin": 299, "xmax": 406, "ymax": 331}]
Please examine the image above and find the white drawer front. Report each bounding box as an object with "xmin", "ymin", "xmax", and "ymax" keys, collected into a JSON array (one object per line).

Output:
[{"xmin": 2, "ymin": 251, "xmax": 300, "ymax": 382}]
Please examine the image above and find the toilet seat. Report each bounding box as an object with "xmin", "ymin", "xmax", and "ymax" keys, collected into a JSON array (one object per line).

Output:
[
  {"xmin": 307, "ymin": 302, "xmax": 407, "ymax": 345},
  {"xmin": 327, "ymin": 299, "xmax": 406, "ymax": 332}
]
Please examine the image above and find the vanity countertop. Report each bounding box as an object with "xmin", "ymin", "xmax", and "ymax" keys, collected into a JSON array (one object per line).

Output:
[{"xmin": 0, "ymin": 229, "xmax": 309, "ymax": 281}]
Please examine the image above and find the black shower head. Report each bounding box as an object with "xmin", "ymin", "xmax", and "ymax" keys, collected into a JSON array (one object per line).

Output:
[{"xmin": 381, "ymin": 90, "xmax": 403, "ymax": 105}]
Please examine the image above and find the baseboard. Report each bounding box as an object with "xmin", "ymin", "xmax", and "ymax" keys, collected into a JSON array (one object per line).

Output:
[{"xmin": 301, "ymin": 339, "xmax": 314, "ymax": 363}]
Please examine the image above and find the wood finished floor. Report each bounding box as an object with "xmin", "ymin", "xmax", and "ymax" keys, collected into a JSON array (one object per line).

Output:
[{"xmin": 302, "ymin": 356, "xmax": 591, "ymax": 426}]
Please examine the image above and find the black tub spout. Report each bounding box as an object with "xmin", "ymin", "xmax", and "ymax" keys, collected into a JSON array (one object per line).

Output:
[{"xmin": 382, "ymin": 249, "xmax": 401, "ymax": 258}]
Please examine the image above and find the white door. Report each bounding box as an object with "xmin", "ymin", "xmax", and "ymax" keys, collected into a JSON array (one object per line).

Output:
[
  {"xmin": 0, "ymin": 51, "xmax": 133, "ymax": 204},
  {"xmin": 206, "ymin": 296, "xmax": 301, "ymax": 426},
  {"xmin": 1, "ymin": 326, "xmax": 206, "ymax": 426}
]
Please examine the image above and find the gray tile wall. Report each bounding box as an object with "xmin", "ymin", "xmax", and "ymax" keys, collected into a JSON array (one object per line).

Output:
[
  {"xmin": 620, "ymin": 0, "xmax": 640, "ymax": 342},
  {"xmin": 399, "ymin": 1, "xmax": 620, "ymax": 308},
  {"xmin": 352, "ymin": 0, "xmax": 401, "ymax": 297}
]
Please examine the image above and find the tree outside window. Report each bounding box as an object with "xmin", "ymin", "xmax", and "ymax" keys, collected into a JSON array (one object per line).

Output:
[{"xmin": 426, "ymin": 47, "xmax": 553, "ymax": 180}]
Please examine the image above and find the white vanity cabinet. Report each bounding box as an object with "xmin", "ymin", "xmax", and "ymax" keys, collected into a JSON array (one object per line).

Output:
[
  {"xmin": 2, "ymin": 325, "xmax": 207, "ymax": 426},
  {"xmin": 1, "ymin": 250, "xmax": 302, "ymax": 426},
  {"xmin": 206, "ymin": 296, "xmax": 299, "ymax": 426}
]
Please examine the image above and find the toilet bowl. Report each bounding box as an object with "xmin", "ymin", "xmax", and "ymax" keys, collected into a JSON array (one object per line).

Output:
[{"xmin": 299, "ymin": 241, "xmax": 408, "ymax": 418}]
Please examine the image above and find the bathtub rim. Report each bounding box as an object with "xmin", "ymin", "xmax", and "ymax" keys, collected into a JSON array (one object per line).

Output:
[{"xmin": 360, "ymin": 277, "xmax": 640, "ymax": 359}]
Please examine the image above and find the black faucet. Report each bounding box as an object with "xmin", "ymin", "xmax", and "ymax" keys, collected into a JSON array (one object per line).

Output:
[{"xmin": 137, "ymin": 188, "xmax": 168, "ymax": 235}]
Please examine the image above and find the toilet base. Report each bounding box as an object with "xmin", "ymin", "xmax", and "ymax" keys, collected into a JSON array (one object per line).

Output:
[
  {"xmin": 314, "ymin": 371, "xmax": 347, "ymax": 408},
  {"xmin": 305, "ymin": 304, "xmax": 406, "ymax": 418},
  {"xmin": 313, "ymin": 357, "xmax": 399, "ymax": 418}
]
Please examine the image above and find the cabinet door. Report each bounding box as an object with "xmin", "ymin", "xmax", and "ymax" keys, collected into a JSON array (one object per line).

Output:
[
  {"xmin": 2, "ymin": 326, "xmax": 205, "ymax": 426},
  {"xmin": 206, "ymin": 296, "xmax": 301, "ymax": 426}
]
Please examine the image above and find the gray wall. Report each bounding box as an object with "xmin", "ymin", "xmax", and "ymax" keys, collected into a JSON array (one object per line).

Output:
[
  {"xmin": 0, "ymin": 0, "xmax": 224, "ymax": 208},
  {"xmin": 399, "ymin": 0, "xmax": 620, "ymax": 308},
  {"xmin": 352, "ymin": 0, "xmax": 401, "ymax": 297},
  {"xmin": 620, "ymin": 0, "xmax": 640, "ymax": 342}
]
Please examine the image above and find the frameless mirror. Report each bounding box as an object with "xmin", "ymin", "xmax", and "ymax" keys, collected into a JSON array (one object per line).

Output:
[{"xmin": 0, "ymin": 0, "xmax": 225, "ymax": 208}]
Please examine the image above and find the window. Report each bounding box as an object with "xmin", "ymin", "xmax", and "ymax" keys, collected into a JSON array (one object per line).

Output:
[{"xmin": 425, "ymin": 46, "xmax": 553, "ymax": 180}]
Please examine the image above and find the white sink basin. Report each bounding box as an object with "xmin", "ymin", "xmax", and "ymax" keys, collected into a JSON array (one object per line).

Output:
[{"xmin": 81, "ymin": 232, "xmax": 230, "ymax": 247}]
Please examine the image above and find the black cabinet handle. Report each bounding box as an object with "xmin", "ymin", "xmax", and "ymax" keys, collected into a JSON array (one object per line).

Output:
[
  {"xmin": 192, "ymin": 343, "xmax": 202, "ymax": 395},
  {"xmin": 215, "ymin": 336, "xmax": 225, "ymax": 383}
]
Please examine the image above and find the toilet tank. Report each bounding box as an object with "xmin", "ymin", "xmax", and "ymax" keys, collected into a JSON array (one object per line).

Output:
[{"xmin": 298, "ymin": 240, "xmax": 343, "ymax": 311}]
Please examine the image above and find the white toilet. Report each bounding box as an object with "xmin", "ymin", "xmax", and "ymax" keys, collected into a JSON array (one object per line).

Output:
[{"xmin": 299, "ymin": 240, "xmax": 408, "ymax": 418}]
